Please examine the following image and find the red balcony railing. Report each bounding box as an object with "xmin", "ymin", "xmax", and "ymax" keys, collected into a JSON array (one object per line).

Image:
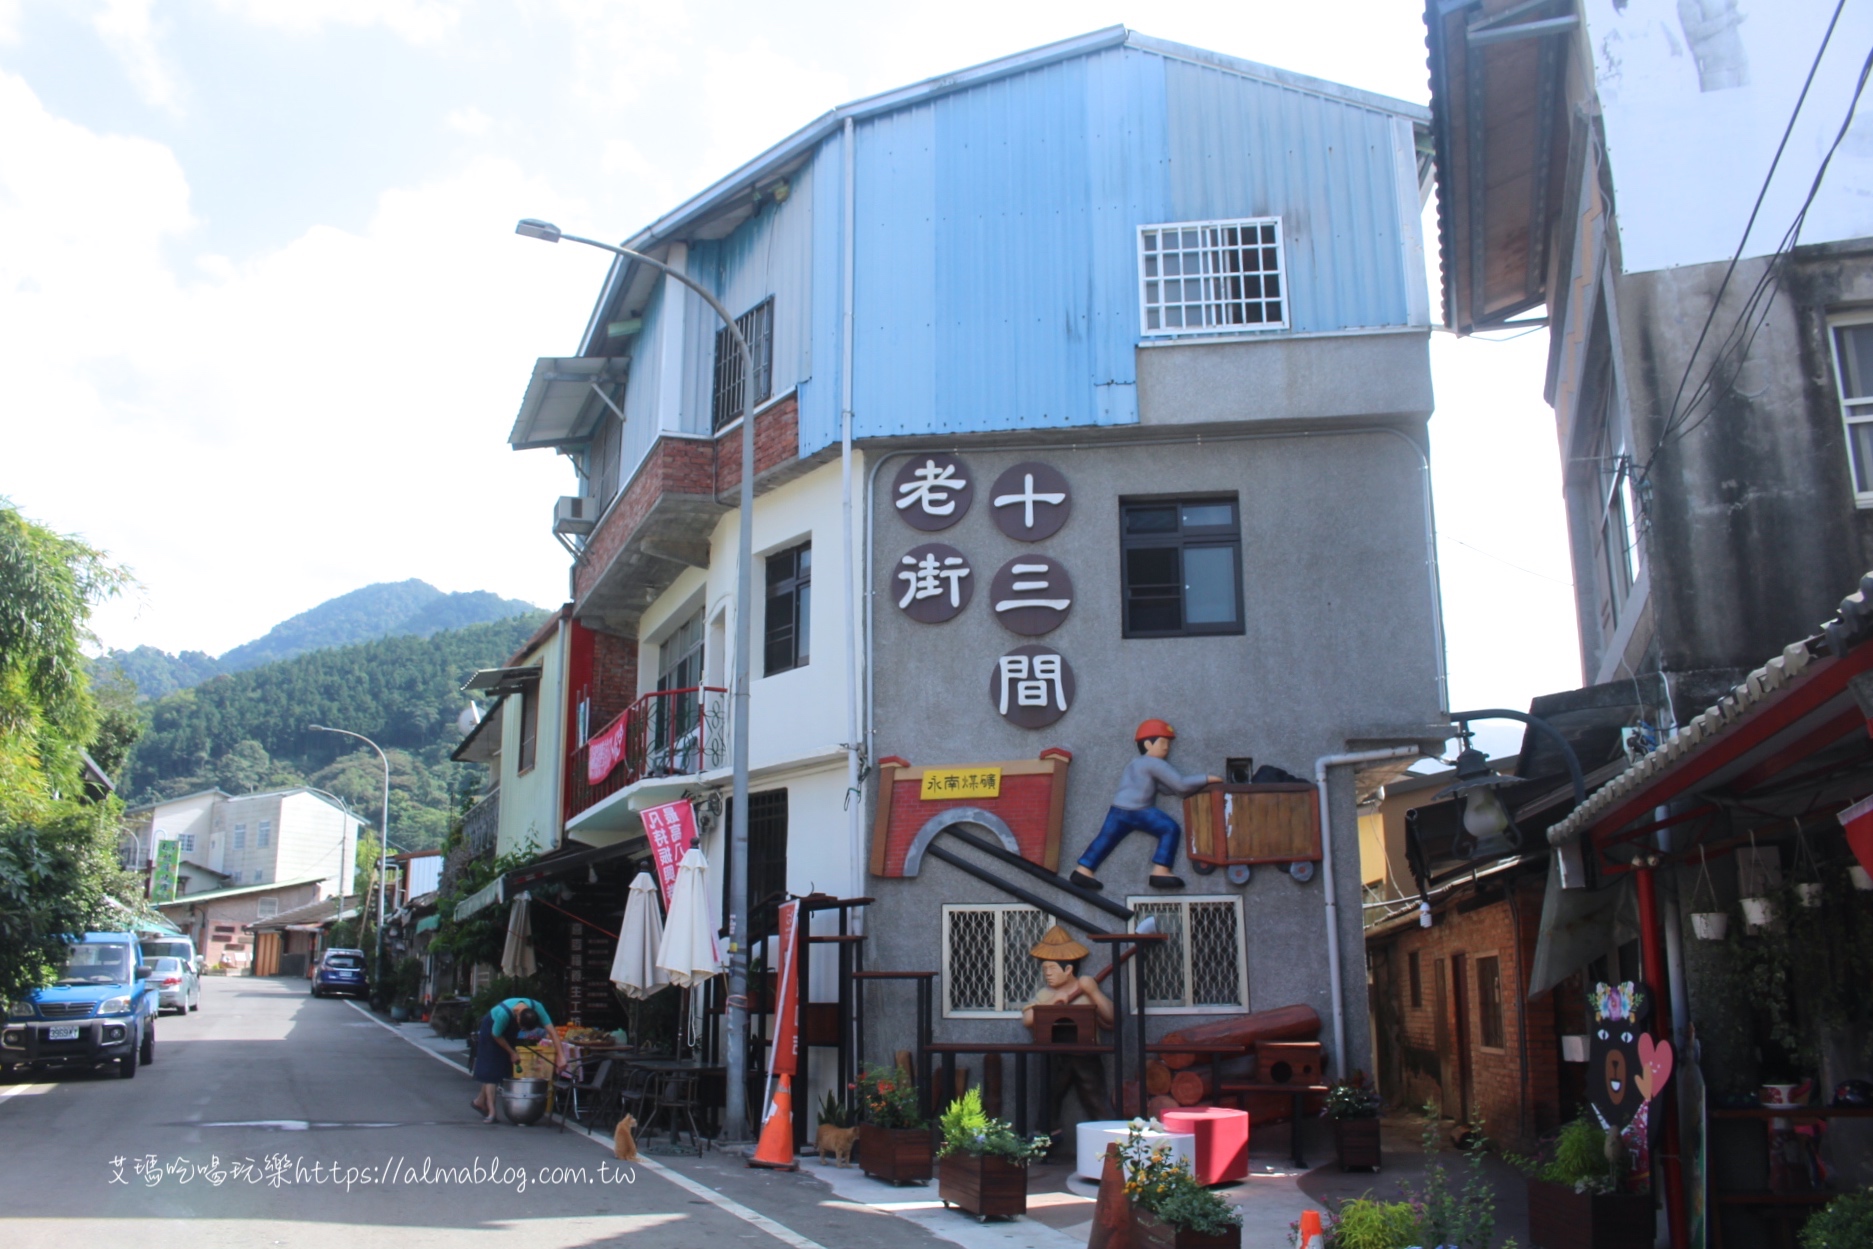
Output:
[{"xmin": 566, "ymin": 686, "xmax": 728, "ymax": 821}]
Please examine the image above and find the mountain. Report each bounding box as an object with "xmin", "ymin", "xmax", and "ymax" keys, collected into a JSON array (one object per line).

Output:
[
  {"xmin": 121, "ymin": 613, "xmax": 548, "ymax": 852},
  {"xmin": 100, "ymin": 580, "xmax": 541, "ymax": 700},
  {"xmin": 217, "ymin": 580, "xmax": 540, "ymax": 672}
]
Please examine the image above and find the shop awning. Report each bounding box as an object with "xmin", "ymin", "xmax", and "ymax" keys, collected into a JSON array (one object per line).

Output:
[
  {"xmin": 454, "ymin": 876, "xmax": 505, "ymax": 922},
  {"xmin": 509, "ymin": 356, "xmax": 627, "ymax": 451}
]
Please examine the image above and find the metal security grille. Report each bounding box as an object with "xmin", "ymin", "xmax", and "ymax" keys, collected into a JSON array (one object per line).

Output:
[
  {"xmin": 943, "ymin": 904, "xmax": 1046, "ymax": 1016},
  {"xmin": 1139, "ymin": 219, "xmax": 1286, "ymax": 336},
  {"xmin": 38, "ymin": 1001, "xmax": 96, "ymax": 1019},
  {"xmin": 711, "ymin": 297, "xmax": 774, "ymax": 430},
  {"xmin": 1129, "ymin": 897, "xmax": 1246, "ymax": 1011}
]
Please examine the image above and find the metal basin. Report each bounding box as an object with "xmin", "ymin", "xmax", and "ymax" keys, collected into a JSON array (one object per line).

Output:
[{"xmin": 499, "ymin": 1078, "xmax": 550, "ymax": 1126}]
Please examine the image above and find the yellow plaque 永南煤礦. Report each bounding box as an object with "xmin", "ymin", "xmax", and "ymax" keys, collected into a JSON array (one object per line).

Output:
[{"xmin": 919, "ymin": 767, "xmax": 1003, "ymax": 800}]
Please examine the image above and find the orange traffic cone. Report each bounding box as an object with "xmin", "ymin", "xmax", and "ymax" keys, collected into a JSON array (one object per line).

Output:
[
  {"xmin": 749, "ymin": 1073, "xmax": 798, "ymax": 1170},
  {"xmin": 1298, "ymin": 1208, "xmax": 1325, "ymax": 1249}
]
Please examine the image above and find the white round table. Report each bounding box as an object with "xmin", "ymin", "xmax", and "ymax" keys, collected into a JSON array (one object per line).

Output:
[{"xmin": 1074, "ymin": 1120, "xmax": 1198, "ymax": 1180}]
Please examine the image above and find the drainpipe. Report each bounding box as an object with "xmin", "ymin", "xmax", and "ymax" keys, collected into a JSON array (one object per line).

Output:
[
  {"xmin": 840, "ymin": 115, "xmax": 862, "ymax": 905},
  {"xmin": 1316, "ymin": 746, "xmax": 1421, "ymax": 1079}
]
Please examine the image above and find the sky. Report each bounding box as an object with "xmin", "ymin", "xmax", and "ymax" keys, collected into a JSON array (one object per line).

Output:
[{"xmin": 0, "ymin": 0, "xmax": 1578, "ymax": 760}]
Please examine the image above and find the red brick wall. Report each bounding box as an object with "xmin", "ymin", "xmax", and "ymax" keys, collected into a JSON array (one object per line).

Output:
[
  {"xmin": 714, "ymin": 395, "xmax": 798, "ymax": 495},
  {"xmin": 1377, "ymin": 876, "xmax": 1561, "ymax": 1148},
  {"xmin": 878, "ymin": 773, "xmax": 1059, "ymax": 876},
  {"xmin": 590, "ymin": 630, "xmax": 638, "ymax": 726}
]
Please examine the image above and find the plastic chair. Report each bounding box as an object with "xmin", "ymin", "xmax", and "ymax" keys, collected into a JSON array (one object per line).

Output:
[
  {"xmin": 556, "ymin": 1058, "xmax": 616, "ymax": 1131},
  {"xmin": 642, "ymin": 1072, "xmax": 706, "ymax": 1154}
]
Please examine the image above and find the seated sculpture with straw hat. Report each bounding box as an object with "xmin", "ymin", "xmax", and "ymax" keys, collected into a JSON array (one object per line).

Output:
[{"xmin": 1022, "ymin": 925, "xmax": 1114, "ymax": 1123}]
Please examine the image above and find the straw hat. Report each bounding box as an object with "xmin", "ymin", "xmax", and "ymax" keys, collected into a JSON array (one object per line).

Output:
[{"xmin": 1029, "ymin": 925, "xmax": 1090, "ymax": 963}]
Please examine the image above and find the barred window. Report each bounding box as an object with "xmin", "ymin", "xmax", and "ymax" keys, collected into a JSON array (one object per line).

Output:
[
  {"xmin": 941, "ymin": 905, "xmax": 1052, "ymax": 1017},
  {"xmin": 1476, "ymin": 954, "xmax": 1505, "ymax": 1049},
  {"xmin": 1127, "ymin": 896, "xmax": 1247, "ymax": 1012},
  {"xmin": 712, "ymin": 297, "xmax": 774, "ymax": 430},
  {"xmin": 1139, "ymin": 219, "xmax": 1286, "ymax": 336}
]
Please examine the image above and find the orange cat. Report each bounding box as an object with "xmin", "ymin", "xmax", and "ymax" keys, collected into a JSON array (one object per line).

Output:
[
  {"xmin": 612, "ymin": 1113, "xmax": 639, "ymax": 1161},
  {"xmin": 814, "ymin": 1122, "xmax": 859, "ymax": 1167}
]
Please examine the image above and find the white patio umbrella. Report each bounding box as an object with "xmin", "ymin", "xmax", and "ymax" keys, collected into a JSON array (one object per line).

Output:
[
  {"xmin": 610, "ymin": 871, "xmax": 670, "ymax": 999},
  {"xmin": 499, "ymin": 893, "xmax": 535, "ymax": 977},
  {"xmin": 655, "ymin": 847, "xmax": 721, "ymax": 988}
]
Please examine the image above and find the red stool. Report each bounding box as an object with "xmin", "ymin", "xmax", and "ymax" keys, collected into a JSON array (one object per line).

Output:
[{"xmin": 1161, "ymin": 1107, "xmax": 1250, "ymax": 1185}]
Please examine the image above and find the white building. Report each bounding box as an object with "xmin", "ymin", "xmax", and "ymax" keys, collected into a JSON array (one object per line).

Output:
[{"xmin": 123, "ymin": 787, "xmax": 360, "ymax": 901}]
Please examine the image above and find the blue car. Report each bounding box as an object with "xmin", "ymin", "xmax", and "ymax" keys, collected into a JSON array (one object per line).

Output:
[
  {"xmin": 1, "ymin": 933, "xmax": 157, "ymax": 1079},
  {"xmin": 311, "ymin": 949, "xmax": 370, "ymax": 999}
]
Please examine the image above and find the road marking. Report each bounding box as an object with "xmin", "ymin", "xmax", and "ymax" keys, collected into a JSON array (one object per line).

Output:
[
  {"xmin": 0, "ymin": 1082, "xmax": 53, "ymax": 1103},
  {"xmin": 345, "ymin": 998, "xmax": 830, "ymax": 1249}
]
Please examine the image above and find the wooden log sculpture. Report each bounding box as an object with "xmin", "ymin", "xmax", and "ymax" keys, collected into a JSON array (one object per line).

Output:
[
  {"xmin": 1157, "ymin": 1003, "xmax": 1321, "ymax": 1070},
  {"xmin": 1145, "ymin": 1060, "xmax": 1173, "ymax": 1097},
  {"xmin": 1169, "ymin": 1069, "xmax": 1213, "ymax": 1106}
]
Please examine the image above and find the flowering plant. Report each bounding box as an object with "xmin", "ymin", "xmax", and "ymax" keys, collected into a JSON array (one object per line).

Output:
[
  {"xmin": 935, "ymin": 1088, "xmax": 1049, "ymax": 1163},
  {"xmin": 1120, "ymin": 1121, "xmax": 1242, "ymax": 1235},
  {"xmin": 853, "ymin": 1063, "xmax": 926, "ymax": 1129}
]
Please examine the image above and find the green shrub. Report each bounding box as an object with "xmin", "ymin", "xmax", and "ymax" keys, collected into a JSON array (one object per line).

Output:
[
  {"xmin": 1802, "ymin": 1188, "xmax": 1873, "ymax": 1249},
  {"xmin": 1331, "ymin": 1197, "xmax": 1419, "ymax": 1249},
  {"xmin": 935, "ymin": 1087, "xmax": 1048, "ymax": 1163},
  {"xmin": 854, "ymin": 1063, "xmax": 925, "ymax": 1129},
  {"xmin": 1507, "ymin": 1116, "xmax": 1616, "ymax": 1194}
]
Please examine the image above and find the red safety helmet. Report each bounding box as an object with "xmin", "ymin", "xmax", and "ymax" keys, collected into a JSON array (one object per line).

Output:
[{"xmin": 1135, "ymin": 718, "xmax": 1176, "ymax": 742}]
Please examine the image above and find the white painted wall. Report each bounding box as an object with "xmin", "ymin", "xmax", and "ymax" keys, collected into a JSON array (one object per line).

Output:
[
  {"xmin": 497, "ymin": 623, "xmax": 568, "ymax": 859},
  {"xmin": 148, "ymin": 791, "xmax": 217, "ymax": 867},
  {"xmin": 276, "ymin": 790, "xmax": 359, "ymax": 898}
]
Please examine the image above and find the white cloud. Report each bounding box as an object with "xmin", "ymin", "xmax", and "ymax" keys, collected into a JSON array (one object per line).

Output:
[
  {"xmin": 446, "ymin": 104, "xmax": 492, "ymax": 135},
  {"xmin": 91, "ymin": 0, "xmax": 185, "ymax": 111},
  {"xmin": 0, "ymin": 69, "xmax": 602, "ymax": 654},
  {"xmin": 211, "ymin": 0, "xmax": 467, "ymax": 44}
]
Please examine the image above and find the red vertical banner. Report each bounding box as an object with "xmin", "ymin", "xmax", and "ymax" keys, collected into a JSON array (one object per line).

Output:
[
  {"xmin": 769, "ymin": 899, "xmax": 801, "ymax": 1079},
  {"xmin": 641, "ymin": 800, "xmax": 697, "ymax": 909}
]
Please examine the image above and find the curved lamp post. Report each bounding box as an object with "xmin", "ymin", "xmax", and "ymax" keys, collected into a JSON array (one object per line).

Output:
[
  {"xmin": 515, "ymin": 218, "xmax": 758, "ymax": 1143},
  {"xmin": 309, "ymin": 725, "xmax": 391, "ymax": 982},
  {"xmin": 1447, "ymin": 708, "xmax": 1589, "ymax": 888}
]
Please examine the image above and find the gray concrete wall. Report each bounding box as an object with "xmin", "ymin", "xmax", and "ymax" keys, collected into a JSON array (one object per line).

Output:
[
  {"xmin": 861, "ymin": 428, "xmax": 1447, "ymax": 1088},
  {"xmin": 1136, "ymin": 329, "xmax": 1434, "ymax": 429},
  {"xmin": 1609, "ymin": 245, "xmax": 1873, "ymax": 702}
]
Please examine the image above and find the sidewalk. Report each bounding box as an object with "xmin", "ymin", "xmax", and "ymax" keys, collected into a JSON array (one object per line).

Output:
[{"xmin": 369, "ymin": 1010, "xmax": 1529, "ymax": 1249}]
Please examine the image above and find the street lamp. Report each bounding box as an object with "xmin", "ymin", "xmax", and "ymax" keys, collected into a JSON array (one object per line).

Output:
[
  {"xmin": 309, "ymin": 725, "xmax": 391, "ymax": 982},
  {"xmin": 516, "ymin": 217, "xmax": 759, "ymax": 1143}
]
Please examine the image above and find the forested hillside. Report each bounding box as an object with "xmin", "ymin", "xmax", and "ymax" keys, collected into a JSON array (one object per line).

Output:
[
  {"xmin": 101, "ymin": 580, "xmax": 540, "ymax": 699},
  {"xmin": 121, "ymin": 613, "xmax": 546, "ymax": 851}
]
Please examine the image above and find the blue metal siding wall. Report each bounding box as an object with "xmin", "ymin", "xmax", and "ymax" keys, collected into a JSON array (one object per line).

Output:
[
  {"xmin": 822, "ymin": 45, "xmax": 1417, "ymax": 453},
  {"xmin": 616, "ymin": 273, "xmax": 668, "ymax": 483},
  {"xmin": 1161, "ymin": 56, "xmax": 1410, "ymax": 333},
  {"xmin": 801, "ymin": 131, "xmax": 845, "ymax": 454}
]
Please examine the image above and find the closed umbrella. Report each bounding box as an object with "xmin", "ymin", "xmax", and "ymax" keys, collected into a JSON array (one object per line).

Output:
[
  {"xmin": 610, "ymin": 871, "xmax": 670, "ymax": 999},
  {"xmin": 500, "ymin": 893, "xmax": 535, "ymax": 977},
  {"xmin": 655, "ymin": 847, "xmax": 721, "ymax": 988}
]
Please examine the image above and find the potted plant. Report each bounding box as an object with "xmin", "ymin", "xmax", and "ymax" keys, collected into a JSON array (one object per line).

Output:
[
  {"xmin": 1319, "ymin": 1197, "xmax": 1418, "ymax": 1249},
  {"xmin": 935, "ymin": 1087, "xmax": 1048, "ymax": 1219},
  {"xmin": 854, "ymin": 1063, "xmax": 931, "ymax": 1184},
  {"xmin": 1326, "ymin": 1081, "xmax": 1383, "ymax": 1171},
  {"xmin": 1510, "ymin": 1116, "xmax": 1651, "ymax": 1249},
  {"xmin": 1120, "ymin": 1123, "xmax": 1243, "ymax": 1249},
  {"xmin": 1801, "ymin": 1187, "xmax": 1873, "ymax": 1248}
]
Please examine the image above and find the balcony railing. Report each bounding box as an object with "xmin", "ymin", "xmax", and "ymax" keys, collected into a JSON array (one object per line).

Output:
[
  {"xmin": 566, "ymin": 686, "xmax": 728, "ymax": 821},
  {"xmin": 464, "ymin": 787, "xmax": 500, "ymax": 856}
]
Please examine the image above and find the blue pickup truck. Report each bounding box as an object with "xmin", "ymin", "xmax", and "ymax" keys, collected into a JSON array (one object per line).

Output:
[{"xmin": 1, "ymin": 932, "xmax": 158, "ymax": 1079}]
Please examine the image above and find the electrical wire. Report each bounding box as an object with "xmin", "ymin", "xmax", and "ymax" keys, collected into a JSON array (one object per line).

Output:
[{"xmin": 1645, "ymin": 0, "xmax": 1848, "ymax": 462}]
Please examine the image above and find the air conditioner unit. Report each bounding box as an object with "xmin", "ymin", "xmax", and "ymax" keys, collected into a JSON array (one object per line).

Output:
[{"xmin": 553, "ymin": 495, "xmax": 597, "ymax": 536}]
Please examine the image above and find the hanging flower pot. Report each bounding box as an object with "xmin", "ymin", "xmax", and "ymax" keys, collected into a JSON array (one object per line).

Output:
[
  {"xmin": 1691, "ymin": 912, "xmax": 1730, "ymax": 941},
  {"xmin": 1740, "ymin": 896, "xmax": 1776, "ymax": 927},
  {"xmin": 1795, "ymin": 883, "xmax": 1823, "ymax": 909}
]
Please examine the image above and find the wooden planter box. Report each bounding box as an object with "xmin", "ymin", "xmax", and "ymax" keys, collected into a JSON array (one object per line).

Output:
[
  {"xmin": 1133, "ymin": 1207, "xmax": 1242, "ymax": 1249},
  {"xmin": 858, "ymin": 1123, "xmax": 933, "ymax": 1185},
  {"xmin": 1525, "ymin": 1179, "xmax": 1653, "ymax": 1249},
  {"xmin": 1332, "ymin": 1117, "xmax": 1382, "ymax": 1171},
  {"xmin": 938, "ymin": 1152, "xmax": 1027, "ymax": 1219}
]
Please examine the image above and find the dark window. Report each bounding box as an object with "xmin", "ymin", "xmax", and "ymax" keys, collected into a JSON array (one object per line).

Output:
[
  {"xmin": 1476, "ymin": 954, "xmax": 1505, "ymax": 1048},
  {"xmin": 518, "ymin": 688, "xmax": 539, "ymax": 774},
  {"xmin": 1120, "ymin": 497, "xmax": 1243, "ymax": 637},
  {"xmin": 711, "ymin": 297, "xmax": 774, "ymax": 431},
  {"xmin": 591, "ymin": 411, "xmax": 624, "ymax": 510},
  {"xmin": 1409, "ymin": 950, "xmax": 1422, "ymax": 1008},
  {"xmin": 763, "ymin": 541, "xmax": 811, "ymax": 674},
  {"xmin": 724, "ymin": 789, "xmax": 789, "ymax": 938}
]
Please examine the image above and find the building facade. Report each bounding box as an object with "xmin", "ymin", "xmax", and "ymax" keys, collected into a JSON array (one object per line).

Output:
[
  {"xmin": 493, "ymin": 26, "xmax": 1450, "ymax": 1132},
  {"xmin": 123, "ymin": 787, "xmax": 359, "ymax": 901}
]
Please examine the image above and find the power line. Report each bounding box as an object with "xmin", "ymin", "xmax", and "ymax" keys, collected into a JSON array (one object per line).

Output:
[{"xmin": 1644, "ymin": 0, "xmax": 1849, "ymax": 463}]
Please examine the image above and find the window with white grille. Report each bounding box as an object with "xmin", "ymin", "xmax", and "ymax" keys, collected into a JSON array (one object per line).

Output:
[
  {"xmin": 232, "ymin": 824, "xmax": 246, "ymax": 849},
  {"xmin": 178, "ymin": 833, "xmax": 195, "ymax": 853},
  {"xmin": 1126, "ymin": 896, "xmax": 1247, "ymax": 1012},
  {"xmin": 256, "ymin": 898, "xmax": 280, "ymax": 920},
  {"xmin": 941, "ymin": 905, "xmax": 1052, "ymax": 1017},
  {"xmin": 1139, "ymin": 220, "xmax": 1286, "ymax": 337},
  {"xmin": 1830, "ymin": 317, "xmax": 1873, "ymax": 507}
]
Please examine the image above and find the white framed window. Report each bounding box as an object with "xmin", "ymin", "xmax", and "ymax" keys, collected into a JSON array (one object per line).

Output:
[
  {"xmin": 1139, "ymin": 219, "xmax": 1287, "ymax": 337},
  {"xmin": 178, "ymin": 833, "xmax": 195, "ymax": 853},
  {"xmin": 256, "ymin": 898, "xmax": 279, "ymax": 920},
  {"xmin": 232, "ymin": 823, "xmax": 246, "ymax": 849},
  {"xmin": 1829, "ymin": 316, "xmax": 1873, "ymax": 507},
  {"xmin": 1126, "ymin": 896, "xmax": 1248, "ymax": 1013},
  {"xmin": 257, "ymin": 820, "xmax": 271, "ymax": 848},
  {"xmin": 941, "ymin": 904, "xmax": 1053, "ymax": 1017}
]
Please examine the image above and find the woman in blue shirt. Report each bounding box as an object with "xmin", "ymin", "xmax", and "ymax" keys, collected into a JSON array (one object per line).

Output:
[{"xmin": 470, "ymin": 996, "xmax": 553, "ymax": 1123}]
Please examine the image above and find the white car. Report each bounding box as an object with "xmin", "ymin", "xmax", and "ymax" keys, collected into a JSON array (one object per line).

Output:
[{"xmin": 147, "ymin": 956, "xmax": 200, "ymax": 1015}]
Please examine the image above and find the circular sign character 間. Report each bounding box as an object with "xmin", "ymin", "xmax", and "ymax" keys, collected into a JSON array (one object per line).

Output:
[{"xmin": 989, "ymin": 644, "xmax": 1075, "ymax": 729}]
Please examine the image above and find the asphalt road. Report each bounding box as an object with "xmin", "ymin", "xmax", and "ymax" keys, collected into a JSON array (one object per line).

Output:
[{"xmin": 0, "ymin": 975, "xmax": 948, "ymax": 1249}]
